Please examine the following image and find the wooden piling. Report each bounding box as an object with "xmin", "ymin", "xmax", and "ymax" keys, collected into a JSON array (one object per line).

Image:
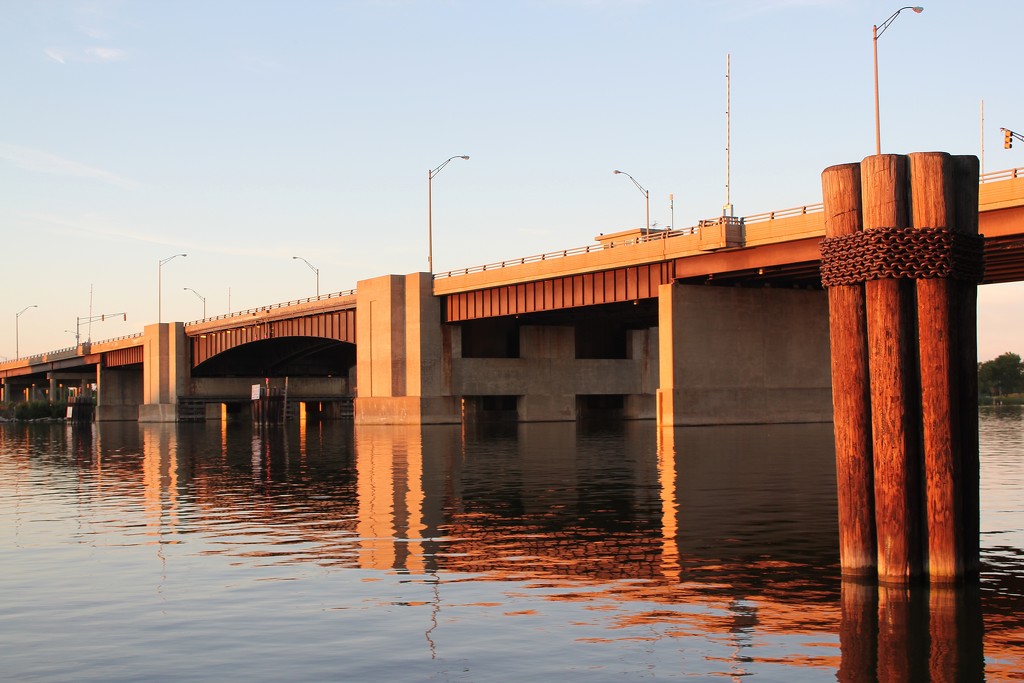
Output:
[
  {"xmin": 953, "ymin": 155, "xmax": 982, "ymax": 578},
  {"xmin": 821, "ymin": 151, "xmax": 981, "ymax": 584},
  {"xmin": 909, "ymin": 152, "xmax": 962, "ymax": 581},
  {"xmin": 821, "ymin": 163, "xmax": 876, "ymax": 576},
  {"xmin": 861, "ymin": 154, "xmax": 923, "ymax": 583}
]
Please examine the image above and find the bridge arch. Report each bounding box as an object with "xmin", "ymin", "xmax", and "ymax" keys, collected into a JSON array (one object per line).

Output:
[{"xmin": 189, "ymin": 309, "xmax": 356, "ymax": 374}]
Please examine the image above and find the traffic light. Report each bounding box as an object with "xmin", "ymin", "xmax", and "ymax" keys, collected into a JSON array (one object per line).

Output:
[{"xmin": 1005, "ymin": 129, "xmax": 1014, "ymax": 149}]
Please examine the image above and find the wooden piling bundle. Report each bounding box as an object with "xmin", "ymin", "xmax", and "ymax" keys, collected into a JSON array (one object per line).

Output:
[{"xmin": 820, "ymin": 152, "xmax": 983, "ymax": 584}]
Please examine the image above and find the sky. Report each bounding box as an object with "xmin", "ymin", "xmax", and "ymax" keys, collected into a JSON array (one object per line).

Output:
[{"xmin": 2, "ymin": 0, "xmax": 1022, "ymax": 361}]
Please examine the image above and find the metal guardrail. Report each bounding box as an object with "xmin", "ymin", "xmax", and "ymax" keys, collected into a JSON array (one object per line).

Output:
[
  {"xmin": 435, "ymin": 217, "xmax": 747, "ymax": 279},
  {"xmin": 980, "ymin": 166, "xmax": 1024, "ymax": 183},
  {"xmin": 185, "ymin": 289, "xmax": 357, "ymax": 326}
]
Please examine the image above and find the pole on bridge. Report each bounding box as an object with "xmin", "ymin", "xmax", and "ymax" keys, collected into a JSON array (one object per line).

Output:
[{"xmin": 820, "ymin": 152, "xmax": 982, "ymax": 584}]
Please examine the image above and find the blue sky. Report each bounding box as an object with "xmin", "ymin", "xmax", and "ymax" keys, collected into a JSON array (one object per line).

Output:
[{"xmin": 2, "ymin": 0, "xmax": 1021, "ymax": 360}]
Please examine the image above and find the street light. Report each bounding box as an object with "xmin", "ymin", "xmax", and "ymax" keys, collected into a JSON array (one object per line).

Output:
[
  {"xmin": 292, "ymin": 256, "xmax": 320, "ymax": 297},
  {"xmin": 873, "ymin": 6, "xmax": 924, "ymax": 155},
  {"xmin": 184, "ymin": 287, "xmax": 207, "ymax": 319},
  {"xmin": 158, "ymin": 253, "xmax": 187, "ymax": 323},
  {"xmin": 428, "ymin": 155, "xmax": 470, "ymax": 273},
  {"xmin": 15, "ymin": 305, "xmax": 38, "ymax": 359},
  {"xmin": 613, "ymin": 170, "xmax": 650, "ymax": 232}
]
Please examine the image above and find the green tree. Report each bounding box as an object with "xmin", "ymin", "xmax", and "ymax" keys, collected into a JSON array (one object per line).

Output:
[{"xmin": 978, "ymin": 352, "xmax": 1024, "ymax": 396}]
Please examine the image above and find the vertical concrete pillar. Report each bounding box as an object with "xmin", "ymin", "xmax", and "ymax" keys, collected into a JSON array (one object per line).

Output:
[
  {"xmin": 517, "ymin": 325, "xmax": 575, "ymax": 421},
  {"xmin": 354, "ymin": 273, "xmax": 460, "ymax": 424},
  {"xmin": 656, "ymin": 283, "xmax": 832, "ymax": 427},
  {"xmin": 624, "ymin": 327, "xmax": 659, "ymax": 419},
  {"xmin": 139, "ymin": 322, "xmax": 190, "ymax": 422},
  {"xmin": 96, "ymin": 363, "xmax": 144, "ymax": 421}
]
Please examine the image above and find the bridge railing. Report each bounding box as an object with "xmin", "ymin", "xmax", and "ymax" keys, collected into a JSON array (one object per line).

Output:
[
  {"xmin": 434, "ymin": 224, "xmax": 704, "ymax": 279},
  {"xmin": 185, "ymin": 289, "xmax": 358, "ymax": 326},
  {"xmin": 981, "ymin": 166, "xmax": 1024, "ymax": 183},
  {"xmin": 743, "ymin": 203, "xmax": 823, "ymax": 224},
  {"xmin": 1, "ymin": 332, "xmax": 146, "ymax": 366}
]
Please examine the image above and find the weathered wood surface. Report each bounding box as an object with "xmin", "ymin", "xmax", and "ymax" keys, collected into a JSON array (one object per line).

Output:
[
  {"xmin": 861, "ymin": 154, "xmax": 923, "ymax": 583},
  {"xmin": 821, "ymin": 162, "xmax": 876, "ymax": 576}
]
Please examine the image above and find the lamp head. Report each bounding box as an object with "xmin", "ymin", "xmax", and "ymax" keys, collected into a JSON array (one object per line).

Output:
[
  {"xmin": 912, "ymin": 6, "xmax": 923, "ymax": 12},
  {"xmin": 460, "ymin": 155, "xmax": 470, "ymax": 160},
  {"xmin": 613, "ymin": 170, "xmax": 622, "ymax": 175}
]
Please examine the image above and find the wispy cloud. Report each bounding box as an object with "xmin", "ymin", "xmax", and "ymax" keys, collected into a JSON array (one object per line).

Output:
[
  {"xmin": 0, "ymin": 144, "xmax": 140, "ymax": 189},
  {"xmin": 45, "ymin": 46, "xmax": 128, "ymax": 64},
  {"xmin": 21, "ymin": 211, "xmax": 341, "ymax": 262}
]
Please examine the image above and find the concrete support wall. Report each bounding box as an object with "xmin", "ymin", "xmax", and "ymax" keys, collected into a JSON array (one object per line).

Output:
[
  {"xmin": 96, "ymin": 365, "xmax": 143, "ymax": 421},
  {"xmin": 454, "ymin": 325, "xmax": 658, "ymax": 422},
  {"xmin": 190, "ymin": 376, "xmax": 350, "ymax": 399},
  {"xmin": 354, "ymin": 273, "xmax": 460, "ymax": 424},
  {"xmin": 140, "ymin": 322, "xmax": 190, "ymax": 423},
  {"xmin": 656, "ymin": 283, "xmax": 832, "ymax": 426}
]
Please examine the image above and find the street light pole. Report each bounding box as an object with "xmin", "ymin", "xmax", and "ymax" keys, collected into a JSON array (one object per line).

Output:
[
  {"xmin": 428, "ymin": 155, "xmax": 470, "ymax": 273},
  {"xmin": 184, "ymin": 287, "xmax": 207, "ymax": 319},
  {"xmin": 613, "ymin": 170, "xmax": 650, "ymax": 232},
  {"xmin": 292, "ymin": 256, "xmax": 320, "ymax": 297},
  {"xmin": 158, "ymin": 253, "xmax": 187, "ymax": 324},
  {"xmin": 873, "ymin": 6, "xmax": 924, "ymax": 155},
  {"xmin": 15, "ymin": 305, "xmax": 38, "ymax": 359}
]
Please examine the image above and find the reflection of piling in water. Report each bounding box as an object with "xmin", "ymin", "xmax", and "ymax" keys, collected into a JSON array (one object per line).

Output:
[
  {"xmin": 838, "ymin": 580, "xmax": 984, "ymax": 683},
  {"xmin": 66, "ymin": 395, "xmax": 95, "ymax": 423},
  {"xmin": 252, "ymin": 388, "xmax": 286, "ymax": 424},
  {"xmin": 821, "ymin": 153, "xmax": 982, "ymax": 584}
]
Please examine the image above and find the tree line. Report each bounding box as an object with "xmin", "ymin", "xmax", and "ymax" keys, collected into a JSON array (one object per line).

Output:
[{"xmin": 978, "ymin": 352, "xmax": 1024, "ymax": 398}]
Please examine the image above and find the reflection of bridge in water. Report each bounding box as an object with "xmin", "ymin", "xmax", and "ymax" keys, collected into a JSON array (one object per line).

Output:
[{"xmin": 5, "ymin": 420, "xmax": 1017, "ymax": 680}]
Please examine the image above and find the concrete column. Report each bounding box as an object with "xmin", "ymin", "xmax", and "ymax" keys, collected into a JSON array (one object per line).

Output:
[
  {"xmin": 139, "ymin": 322, "xmax": 190, "ymax": 423},
  {"xmin": 3, "ymin": 379, "xmax": 28, "ymax": 403},
  {"xmin": 354, "ymin": 273, "xmax": 460, "ymax": 425},
  {"xmin": 517, "ymin": 325, "xmax": 576, "ymax": 421},
  {"xmin": 96, "ymin": 364, "xmax": 144, "ymax": 421},
  {"xmin": 656, "ymin": 283, "xmax": 832, "ymax": 426},
  {"xmin": 624, "ymin": 328, "xmax": 659, "ymax": 419}
]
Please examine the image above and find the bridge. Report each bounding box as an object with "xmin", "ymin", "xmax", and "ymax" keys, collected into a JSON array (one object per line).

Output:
[
  {"xmin": 2, "ymin": 160, "xmax": 1023, "ymax": 428},
  {"xmin": 2, "ymin": 152, "xmax": 1021, "ymax": 583}
]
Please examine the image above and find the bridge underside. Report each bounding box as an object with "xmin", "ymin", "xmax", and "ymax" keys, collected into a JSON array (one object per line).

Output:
[{"xmin": 193, "ymin": 337, "xmax": 355, "ymax": 377}]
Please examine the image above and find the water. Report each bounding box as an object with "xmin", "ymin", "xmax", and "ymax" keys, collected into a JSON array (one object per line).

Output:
[{"xmin": 1, "ymin": 410, "xmax": 1021, "ymax": 682}]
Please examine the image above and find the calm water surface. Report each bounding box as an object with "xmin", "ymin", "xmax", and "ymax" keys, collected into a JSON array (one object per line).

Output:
[{"xmin": 1, "ymin": 409, "xmax": 1022, "ymax": 682}]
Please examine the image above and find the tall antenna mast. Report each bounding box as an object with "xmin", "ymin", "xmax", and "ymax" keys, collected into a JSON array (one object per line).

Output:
[
  {"xmin": 980, "ymin": 99, "xmax": 985, "ymax": 174},
  {"xmin": 724, "ymin": 53, "xmax": 733, "ymax": 217}
]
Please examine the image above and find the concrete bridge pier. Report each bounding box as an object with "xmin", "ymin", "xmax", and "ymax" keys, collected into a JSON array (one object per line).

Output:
[
  {"xmin": 354, "ymin": 273, "xmax": 461, "ymax": 425},
  {"xmin": 655, "ymin": 283, "xmax": 833, "ymax": 427},
  {"xmin": 139, "ymin": 322, "xmax": 190, "ymax": 423},
  {"xmin": 95, "ymin": 363, "xmax": 143, "ymax": 421}
]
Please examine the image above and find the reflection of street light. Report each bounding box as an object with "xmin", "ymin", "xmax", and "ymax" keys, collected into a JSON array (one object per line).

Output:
[
  {"xmin": 15, "ymin": 305, "xmax": 38, "ymax": 359},
  {"xmin": 873, "ymin": 6, "xmax": 924, "ymax": 155},
  {"xmin": 184, "ymin": 287, "xmax": 207, "ymax": 319},
  {"xmin": 158, "ymin": 253, "xmax": 187, "ymax": 323},
  {"xmin": 428, "ymin": 155, "xmax": 470, "ymax": 273},
  {"xmin": 613, "ymin": 170, "xmax": 650, "ymax": 232},
  {"xmin": 292, "ymin": 256, "xmax": 320, "ymax": 297}
]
